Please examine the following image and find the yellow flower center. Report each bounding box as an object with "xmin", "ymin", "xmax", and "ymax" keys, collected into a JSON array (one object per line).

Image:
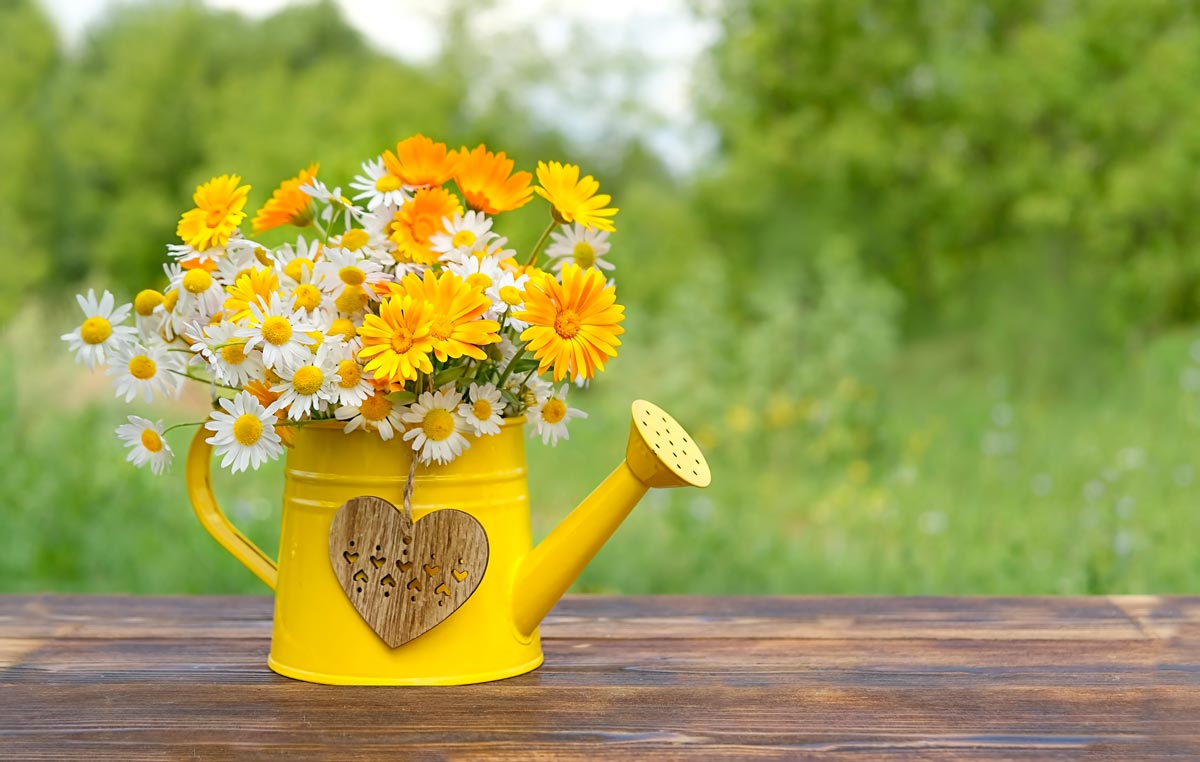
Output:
[
  {"xmin": 292, "ymin": 284, "xmax": 322, "ymax": 312},
  {"xmin": 261, "ymin": 316, "xmax": 293, "ymax": 346},
  {"xmin": 430, "ymin": 316, "xmax": 454, "ymax": 340},
  {"xmin": 140, "ymin": 428, "xmax": 164, "ymax": 453},
  {"xmin": 163, "ymin": 289, "xmax": 179, "ymax": 312},
  {"xmin": 572, "ymin": 241, "xmax": 596, "ymax": 268},
  {"xmin": 134, "ymin": 289, "xmax": 164, "ymax": 316},
  {"xmin": 465, "ymin": 272, "xmax": 492, "ymax": 292},
  {"xmin": 220, "ymin": 342, "xmax": 247, "ymax": 365},
  {"xmin": 340, "ymin": 228, "xmax": 369, "ymax": 251},
  {"xmin": 499, "ymin": 286, "xmax": 523, "ymax": 306},
  {"xmin": 472, "ymin": 399, "xmax": 494, "ymax": 420},
  {"xmin": 182, "ymin": 268, "xmax": 213, "ymax": 294},
  {"xmin": 375, "ymin": 174, "xmax": 403, "ymax": 193},
  {"xmin": 390, "ymin": 327, "xmax": 415, "ymax": 353},
  {"xmin": 422, "ymin": 408, "xmax": 455, "ymax": 441},
  {"xmin": 337, "ymin": 360, "xmax": 362, "ymax": 388},
  {"xmin": 542, "ymin": 398, "xmax": 567, "ymax": 425},
  {"xmin": 360, "ymin": 393, "xmax": 392, "ymax": 422},
  {"xmin": 554, "ymin": 309, "xmax": 581, "ymax": 339},
  {"xmin": 329, "ymin": 317, "xmax": 357, "ymax": 339},
  {"xmin": 233, "ymin": 413, "xmax": 263, "ymax": 446},
  {"xmin": 292, "ymin": 365, "xmax": 325, "ymax": 395},
  {"xmin": 335, "ymin": 285, "xmax": 368, "ymax": 314},
  {"xmin": 128, "ymin": 355, "xmax": 157, "ymax": 380},
  {"xmin": 452, "ymin": 230, "xmax": 477, "ymax": 249},
  {"xmin": 80, "ymin": 317, "xmax": 112, "ymax": 345},
  {"xmin": 339, "ymin": 266, "xmax": 366, "ymax": 286},
  {"xmin": 284, "ymin": 257, "xmax": 315, "ymax": 283}
]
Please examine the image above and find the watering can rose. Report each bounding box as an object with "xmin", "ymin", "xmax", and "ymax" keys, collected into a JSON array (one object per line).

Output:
[{"xmin": 62, "ymin": 135, "xmax": 625, "ymax": 472}]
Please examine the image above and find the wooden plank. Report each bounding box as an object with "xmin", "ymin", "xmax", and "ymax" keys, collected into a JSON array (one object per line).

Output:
[
  {"xmin": 0, "ymin": 595, "xmax": 1195, "ymax": 761},
  {"xmin": 1, "ymin": 595, "xmax": 1185, "ymax": 640}
]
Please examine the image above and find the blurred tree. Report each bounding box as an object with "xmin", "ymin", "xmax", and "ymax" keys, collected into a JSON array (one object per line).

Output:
[
  {"xmin": 0, "ymin": 0, "xmax": 58, "ymax": 322},
  {"xmin": 698, "ymin": 0, "xmax": 1200, "ymax": 340}
]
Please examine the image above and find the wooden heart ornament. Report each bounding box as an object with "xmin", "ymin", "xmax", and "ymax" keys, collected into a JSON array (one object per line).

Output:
[{"xmin": 328, "ymin": 496, "xmax": 489, "ymax": 648}]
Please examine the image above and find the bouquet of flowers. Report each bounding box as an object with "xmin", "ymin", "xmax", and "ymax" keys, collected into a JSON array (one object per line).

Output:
[{"xmin": 62, "ymin": 134, "xmax": 625, "ymax": 474}]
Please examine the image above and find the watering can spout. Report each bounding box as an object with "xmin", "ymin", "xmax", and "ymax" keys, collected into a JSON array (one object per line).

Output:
[{"xmin": 512, "ymin": 400, "xmax": 710, "ymax": 637}]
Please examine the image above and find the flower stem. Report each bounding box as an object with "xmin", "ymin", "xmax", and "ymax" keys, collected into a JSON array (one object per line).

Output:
[
  {"xmin": 524, "ymin": 220, "xmax": 558, "ymax": 268},
  {"xmin": 162, "ymin": 420, "xmax": 207, "ymax": 435},
  {"xmin": 168, "ymin": 369, "xmax": 238, "ymax": 391},
  {"xmin": 495, "ymin": 344, "xmax": 527, "ymax": 389}
]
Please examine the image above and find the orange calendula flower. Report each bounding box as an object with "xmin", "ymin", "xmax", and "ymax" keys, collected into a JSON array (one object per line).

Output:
[
  {"xmin": 223, "ymin": 268, "xmax": 280, "ymax": 322},
  {"xmin": 358, "ymin": 295, "xmax": 436, "ymax": 383},
  {"xmin": 388, "ymin": 187, "xmax": 463, "ymax": 265},
  {"xmin": 252, "ymin": 163, "xmax": 319, "ymax": 233},
  {"xmin": 382, "ymin": 134, "xmax": 461, "ymax": 187},
  {"xmin": 453, "ymin": 145, "xmax": 534, "ymax": 214},
  {"xmin": 517, "ymin": 263, "xmax": 624, "ymax": 382},
  {"xmin": 534, "ymin": 161, "xmax": 618, "ymax": 233},
  {"xmin": 176, "ymin": 174, "xmax": 251, "ymax": 250},
  {"xmin": 399, "ymin": 269, "xmax": 500, "ymax": 362}
]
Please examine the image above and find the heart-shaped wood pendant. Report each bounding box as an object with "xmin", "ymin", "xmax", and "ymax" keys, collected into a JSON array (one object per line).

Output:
[{"xmin": 328, "ymin": 495, "xmax": 489, "ymax": 648}]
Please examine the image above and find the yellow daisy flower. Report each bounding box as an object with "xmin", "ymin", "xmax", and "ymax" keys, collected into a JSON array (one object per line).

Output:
[
  {"xmin": 398, "ymin": 269, "xmax": 501, "ymax": 362},
  {"xmin": 533, "ymin": 161, "xmax": 618, "ymax": 233},
  {"xmin": 176, "ymin": 174, "xmax": 251, "ymax": 250},
  {"xmin": 358, "ymin": 295, "xmax": 436, "ymax": 383},
  {"xmin": 382, "ymin": 134, "xmax": 461, "ymax": 187},
  {"xmin": 223, "ymin": 268, "xmax": 280, "ymax": 322},
  {"xmin": 388, "ymin": 187, "xmax": 463, "ymax": 265},
  {"xmin": 252, "ymin": 163, "xmax": 319, "ymax": 233},
  {"xmin": 517, "ymin": 263, "xmax": 625, "ymax": 381},
  {"xmin": 453, "ymin": 144, "xmax": 534, "ymax": 214}
]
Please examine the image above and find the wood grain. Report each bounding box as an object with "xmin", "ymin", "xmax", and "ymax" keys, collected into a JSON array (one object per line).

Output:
[
  {"xmin": 328, "ymin": 495, "xmax": 488, "ymax": 647},
  {"xmin": 0, "ymin": 595, "xmax": 1196, "ymax": 760}
]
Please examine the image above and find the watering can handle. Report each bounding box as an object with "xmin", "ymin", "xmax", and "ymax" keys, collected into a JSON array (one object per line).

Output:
[{"xmin": 185, "ymin": 427, "xmax": 278, "ymax": 590}]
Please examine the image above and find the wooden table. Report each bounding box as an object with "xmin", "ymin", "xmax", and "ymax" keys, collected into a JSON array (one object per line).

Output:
[{"xmin": 0, "ymin": 595, "xmax": 1195, "ymax": 760}]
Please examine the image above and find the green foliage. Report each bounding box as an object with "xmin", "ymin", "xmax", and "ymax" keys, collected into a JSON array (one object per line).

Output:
[
  {"xmin": 6, "ymin": 0, "xmax": 1200, "ymax": 596},
  {"xmin": 700, "ymin": 0, "xmax": 1200, "ymax": 337}
]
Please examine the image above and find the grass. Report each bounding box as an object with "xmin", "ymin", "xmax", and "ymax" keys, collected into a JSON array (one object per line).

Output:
[{"xmin": 4, "ymin": 305, "xmax": 1200, "ymax": 595}]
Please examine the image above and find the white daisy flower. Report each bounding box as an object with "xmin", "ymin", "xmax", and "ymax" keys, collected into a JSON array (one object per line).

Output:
[
  {"xmin": 546, "ymin": 223, "xmax": 614, "ymax": 272},
  {"xmin": 314, "ymin": 246, "xmax": 387, "ymax": 298},
  {"xmin": 359, "ymin": 204, "xmax": 401, "ymax": 264},
  {"xmin": 527, "ymin": 383, "xmax": 586, "ymax": 445},
  {"xmin": 108, "ymin": 342, "xmax": 183, "ymax": 403},
  {"xmin": 271, "ymin": 345, "xmax": 337, "ymax": 420},
  {"xmin": 336, "ymin": 390, "xmax": 405, "ymax": 440},
  {"xmin": 272, "ymin": 236, "xmax": 322, "ymax": 286},
  {"xmin": 458, "ymin": 382, "xmax": 504, "ymax": 437},
  {"xmin": 189, "ymin": 321, "xmax": 266, "ymax": 386},
  {"xmin": 301, "ymin": 177, "xmax": 360, "ymax": 228},
  {"xmin": 237, "ymin": 294, "xmax": 318, "ymax": 370},
  {"xmin": 213, "ymin": 240, "xmax": 262, "ymax": 289},
  {"xmin": 401, "ymin": 388, "xmax": 471, "ymax": 465},
  {"xmin": 349, "ymin": 156, "xmax": 412, "ymax": 210},
  {"xmin": 432, "ymin": 211, "xmax": 496, "ymax": 263},
  {"xmin": 204, "ymin": 391, "xmax": 284, "ymax": 474},
  {"xmin": 328, "ymin": 356, "xmax": 375, "ymax": 407},
  {"xmin": 171, "ymin": 265, "xmax": 225, "ymax": 317},
  {"xmin": 115, "ymin": 416, "xmax": 173, "ymax": 475},
  {"xmin": 61, "ymin": 289, "xmax": 138, "ymax": 369},
  {"xmin": 132, "ymin": 289, "xmax": 167, "ymax": 339}
]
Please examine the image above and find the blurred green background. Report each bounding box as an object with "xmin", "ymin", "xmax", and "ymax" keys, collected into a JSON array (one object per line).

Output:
[{"xmin": 4, "ymin": 0, "xmax": 1200, "ymax": 595}]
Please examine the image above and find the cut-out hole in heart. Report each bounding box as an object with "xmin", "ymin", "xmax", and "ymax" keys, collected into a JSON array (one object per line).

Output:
[{"xmin": 330, "ymin": 496, "xmax": 488, "ymax": 648}]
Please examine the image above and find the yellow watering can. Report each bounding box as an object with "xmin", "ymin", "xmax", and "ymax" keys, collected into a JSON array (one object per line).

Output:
[{"xmin": 186, "ymin": 400, "xmax": 710, "ymax": 685}]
